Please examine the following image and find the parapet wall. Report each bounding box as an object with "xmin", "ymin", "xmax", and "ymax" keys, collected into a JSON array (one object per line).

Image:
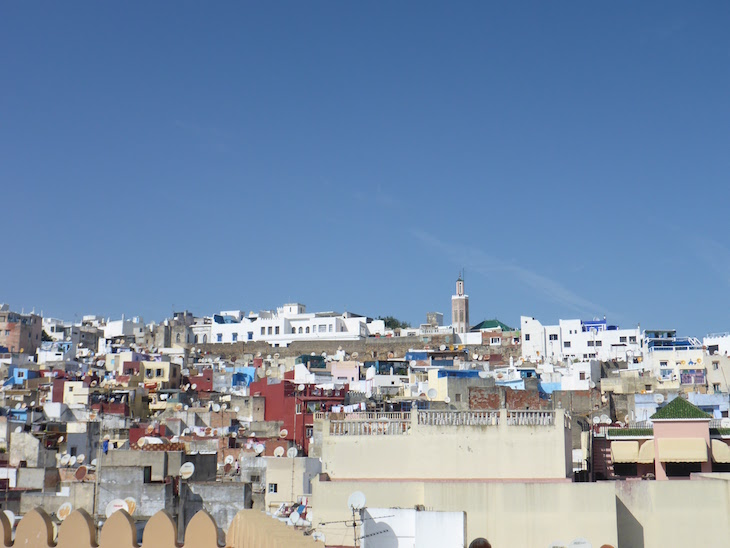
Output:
[{"xmin": 3, "ymin": 507, "xmax": 318, "ymax": 547}]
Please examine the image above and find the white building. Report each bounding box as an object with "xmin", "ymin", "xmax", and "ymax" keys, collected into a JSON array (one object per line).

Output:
[
  {"xmin": 206, "ymin": 303, "xmax": 377, "ymax": 347},
  {"xmin": 642, "ymin": 329, "xmax": 704, "ymax": 386},
  {"xmin": 521, "ymin": 316, "xmax": 641, "ymax": 365},
  {"xmin": 704, "ymin": 333, "xmax": 730, "ymax": 357}
]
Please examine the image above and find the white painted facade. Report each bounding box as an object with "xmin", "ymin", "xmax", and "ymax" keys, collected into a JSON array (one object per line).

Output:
[
  {"xmin": 704, "ymin": 333, "xmax": 730, "ymax": 357},
  {"xmin": 520, "ymin": 316, "xmax": 641, "ymax": 365},
  {"xmin": 207, "ymin": 304, "xmax": 375, "ymax": 347}
]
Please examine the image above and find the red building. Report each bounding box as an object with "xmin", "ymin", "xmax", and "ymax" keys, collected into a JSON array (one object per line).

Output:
[{"xmin": 249, "ymin": 371, "xmax": 348, "ymax": 455}]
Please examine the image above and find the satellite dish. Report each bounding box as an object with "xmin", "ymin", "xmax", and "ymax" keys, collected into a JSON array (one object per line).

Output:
[
  {"xmin": 721, "ymin": 418, "xmax": 730, "ymax": 428},
  {"xmin": 77, "ymin": 454, "xmax": 85, "ymax": 464},
  {"xmin": 30, "ymin": 400, "xmax": 35, "ymax": 407},
  {"xmin": 137, "ymin": 438, "xmax": 146, "ymax": 447},
  {"xmin": 232, "ymin": 432, "xmax": 237, "ymax": 438},
  {"xmin": 182, "ymin": 428, "xmax": 190, "ymax": 435},
  {"xmin": 592, "ymin": 416, "xmax": 600, "ymax": 425},
  {"xmin": 3, "ymin": 510, "xmax": 14, "ymax": 526},
  {"xmin": 287, "ymin": 447, "xmax": 298, "ymax": 458},
  {"xmin": 254, "ymin": 443, "xmax": 265, "ymax": 455},
  {"xmin": 69, "ymin": 456, "xmax": 77, "ymax": 467},
  {"xmin": 256, "ymin": 368, "xmax": 266, "ymax": 378},
  {"xmin": 14, "ymin": 427, "xmax": 21, "ymax": 434},
  {"xmin": 234, "ymin": 406, "xmax": 240, "ymax": 413},
  {"xmin": 312, "ymin": 531, "xmax": 326, "ymax": 543},
  {"xmin": 75, "ymin": 466, "xmax": 88, "ymax": 481},
  {"xmin": 105, "ymin": 499, "xmax": 129, "ymax": 519},
  {"xmin": 478, "ymin": 371, "xmax": 489, "ymax": 379},
  {"xmin": 191, "ymin": 383, "xmax": 197, "ymax": 390},
  {"xmin": 444, "ymin": 396, "xmax": 451, "ymax": 404},
  {"xmin": 184, "ymin": 405, "xmax": 189, "ymax": 410},
  {"xmin": 279, "ymin": 429, "xmax": 288, "ymax": 438},
  {"xmin": 273, "ymin": 446, "xmax": 285, "ymax": 457},
  {"xmin": 58, "ymin": 435, "xmax": 64, "ymax": 443},
  {"xmin": 352, "ymin": 352, "xmax": 358, "ymax": 359},
  {"xmin": 124, "ymin": 497, "xmax": 137, "ymax": 515},
  {"xmin": 600, "ymin": 414, "xmax": 611, "ymax": 425},
  {"xmin": 274, "ymin": 353, "xmax": 280, "ymax": 359},
  {"xmin": 175, "ymin": 403, "xmax": 183, "ymax": 411},
  {"xmin": 347, "ymin": 491, "xmax": 367, "ymax": 510},
  {"xmin": 221, "ymin": 403, "xmax": 228, "ymax": 411},
  {"xmin": 14, "ymin": 403, "xmax": 20, "ymax": 410},
  {"xmin": 90, "ymin": 459, "xmax": 98, "ymax": 467},
  {"xmin": 427, "ymin": 388, "xmax": 438, "ymax": 400},
  {"xmin": 225, "ymin": 455, "xmax": 235, "ymax": 465},
  {"xmin": 213, "ymin": 403, "xmax": 221, "ymax": 412},
  {"xmin": 653, "ymin": 393, "xmax": 665, "ymax": 404},
  {"xmin": 440, "ymin": 344, "xmax": 446, "ymax": 351},
  {"xmin": 57, "ymin": 502, "xmax": 73, "ymax": 521},
  {"xmin": 60, "ymin": 454, "xmax": 71, "ymax": 466},
  {"xmin": 179, "ymin": 462, "xmax": 195, "ymax": 480},
  {"xmin": 297, "ymin": 384, "xmax": 305, "ymax": 392},
  {"xmin": 266, "ymin": 368, "xmax": 273, "ymax": 377},
  {"xmin": 569, "ymin": 539, "xmax": 592, "ymax": 548},
  {"xmin": 289, "ymin": 511, "xmax": 301, "ymax": 526}
]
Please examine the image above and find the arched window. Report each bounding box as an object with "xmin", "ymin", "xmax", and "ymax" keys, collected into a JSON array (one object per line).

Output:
[
  {"xmin": 203, "ymin": 334, "xmax": 207, "ymax": 343},
  {"xmin": 306, "ymin": 327, "xmax": 310, "ymax": 334},
  {"xmin": 176, "ymin": 333, "xmax": 181, "ymax": 343},
  {"xmin": 195, "ymin": 335, "xmax": 199, "ymax": 344},
  {"xmin": 291, "ymin": 328, "xmax": 296, "ymax": 334},
  {"xmin": 298, "ymin": 327, "xmax": 303, "ymax": 334}
]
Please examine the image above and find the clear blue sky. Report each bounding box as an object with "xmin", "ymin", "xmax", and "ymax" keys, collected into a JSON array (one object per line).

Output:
[{"xmin": 2, "ymin": 2, "xmax": 729, "ymax": 336}]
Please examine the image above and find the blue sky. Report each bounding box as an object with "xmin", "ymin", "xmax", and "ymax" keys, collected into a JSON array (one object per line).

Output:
[{"xmin": 2, "ymin": 2, "xmax": 729, "ymax": 336}]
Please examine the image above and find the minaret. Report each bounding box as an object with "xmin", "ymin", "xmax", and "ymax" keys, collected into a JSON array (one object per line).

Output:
[{"xmin": 451, "ymin": 272, "xmax": 469, "ymax": 334}]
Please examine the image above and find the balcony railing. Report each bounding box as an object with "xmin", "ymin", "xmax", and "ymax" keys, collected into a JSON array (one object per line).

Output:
[
  {"xmin": 505, "ymin": 410, "xmax": 554, "ymax": 426},
  {"xmin": 417, "ymin": 410, "xmax": 500, "ymax": 426},
  {"xmin": 314, "ymin": 411, "xmax": 410, "ymax": 421},
  {"xmin": 329, "ymin": 420, "xmax": 410, "ymax": 436}
]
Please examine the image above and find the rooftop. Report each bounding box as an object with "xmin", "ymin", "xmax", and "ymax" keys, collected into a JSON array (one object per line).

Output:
[{"xmin": 651, "ymin": 397, "xmax": 711, "ymax": 420}]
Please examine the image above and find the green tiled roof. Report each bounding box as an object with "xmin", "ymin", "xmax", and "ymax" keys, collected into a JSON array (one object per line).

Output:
[
  {"xmin": 650, "ymin": 397, "xmax": 711, "ymax": 420},
  {"xmin": 470, "ymin": 319, "xmax": 515, "ymax": 332}
]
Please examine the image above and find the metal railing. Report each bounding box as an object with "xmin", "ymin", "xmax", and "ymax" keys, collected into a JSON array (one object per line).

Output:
[{"xmin": 417, "ymin": 410, "xmax": 500, "ymax": 426}]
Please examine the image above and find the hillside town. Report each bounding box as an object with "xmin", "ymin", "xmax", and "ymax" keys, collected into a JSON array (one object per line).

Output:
[{"xmin": 2, "ymin": 278, "xmax": 730, "ymax": 547}]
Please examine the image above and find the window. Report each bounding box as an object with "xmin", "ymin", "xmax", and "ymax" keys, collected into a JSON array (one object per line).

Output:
[
  {"xmin": 275, "ymin": 326, "xmax": 279, "ymax": 335},
  {"xmin": 291, "ymin": 328, "xmax": 296, "ymax": 334},
  {"xmin": 3, "ymin": 331, "xmax": 8, "ymax": 336},
  {"xmin": 579, "ymin": 372, "xmax": 586, "ymax": 380},
  {"xmin": 195, "ymin": 335, "xmax": 199, "ymax": 344},
  {"xmin": 232, "ymin": 333, "xmax": 238, "ymax": 342},
  {"xmin": 306, "ymin": 327, "xmax": 310, "ymax": 334},
  {"xmin": 250, "ymin": 474, "xmax": 261, "ymax": 483},
  {"xmin": 525, "ymin": 334, "xmax": 530, "ymax": 341},
  {"xmin": 564, "ymin": 341, "xmax": 571, "ymax": 348},
  {"xmin": 156, "ymin": 368, "xmax": 163, "ymax": 377},
  {"xmin": 216, "ymin": 334, "xmax": 222, "ymax": 342},
  {"xmin": 455, "ymin": 393, "xmax": 462, "ymax": 402},
  {"xmin": 319, "ymin": 325, "xmax": 326, "ymax": 333},
  {"xmin": 176, "ymin": 333, "xmax": 181, "ymax": 343},
  {"xmin": 203, "ymin": 335, "xmax": 207, "ymax": 343},
  {"xmin": 490, "ymin": 337, "xmax": 500, "ymax": 345},
  {"xmin": 660, "ymin": 361, "xmax": 668, "ymax": 367},
  {"xmin": 629, "ymin": 336, "xmax": 637, "ymax": 343},
  {"xmin": 714, "ymin": 361, "xmax": 720, "ymax": 371},
  {"xmin": 248, "ymin": 332, "xmax": 253, "ymax": 340},
  {"xmin": 328, "ymin": 324, "xmax": 333, "ymax": 332},
  {"xmin": 549, "ymin": 334, "xmax": 558, "ymax": 341},
  {"xmin": 587, "ymin": 340, "xmax": 594, "ymax": 347},
  {"xmin": 595, "ymin": 340, "xmax": 602, "ymax": 347},
  {"xmin": 267, "ymin": 327, "xmax": 272, "ymax": 335},
  {"xmin": 268, "ymin": 483, "xmax": 278, "ymax": 493},
  {"xmin": 714, "ymin": 383, "xmax": 721, "ymax": 392},
  {"xmin": 296, "ymin": 403, "xmax": 302, "ymax": 414},
  {"xmin": 619, "ymin": 336, "xmax": 627, "ymax": 343},
  {"xmin": 261, "ymin": 327, "xmax": 265, "ymax": 335},
  {"xmin": 298, "ymin": 327, "xmax": 303, "ymax": 334}
]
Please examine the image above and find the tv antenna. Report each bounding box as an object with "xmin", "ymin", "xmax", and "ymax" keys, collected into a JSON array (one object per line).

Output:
[{"xmin": 346, "ymin": 491, "xmax": 367, "ymax": 547}]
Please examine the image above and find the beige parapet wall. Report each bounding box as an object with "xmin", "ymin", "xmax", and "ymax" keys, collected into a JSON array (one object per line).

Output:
[{"xmin": 0, "ymin": 507, "xmax": 320, "ymax": 548}]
